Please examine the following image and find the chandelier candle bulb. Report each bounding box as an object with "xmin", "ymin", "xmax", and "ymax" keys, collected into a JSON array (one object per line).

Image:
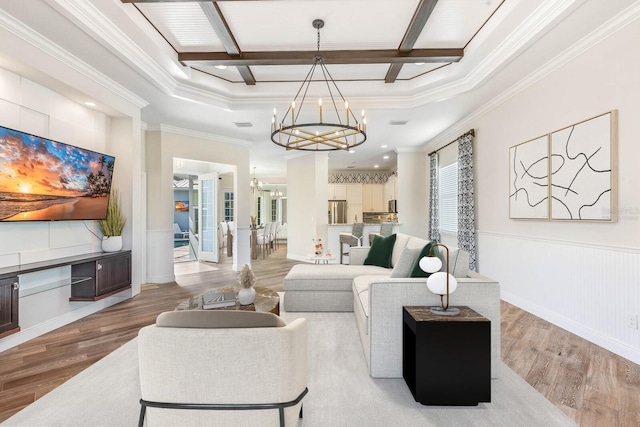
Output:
[
  {"xmin": 345, "ymin": 102, "xmax": 349, "ymax": 125},
  {"xmin": 291, "ymin": 101, "xmax": 295, "ymax": 125},
  {"xmin": 319, "ymin": 98, "xmax": 323, "ymax": 123}
]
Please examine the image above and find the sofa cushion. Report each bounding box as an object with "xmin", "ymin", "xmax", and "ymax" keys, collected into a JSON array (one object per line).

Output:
[
  {"xmin": 364, "ymin": 234, "xmax": 397, "ymax": 268},
  {"xmin": 389, "ymin": 247, "xmax": 421, "ymax": 278},
  {"xmin": 391, "ymin": 233, "xmax": 410, "ymax": 267},
  {"xmin": 156, "ymin": 310, "xmax": 286, "ymax": 328},
  {"xmin": 284, "ymin": 264, "xmax": 389, "ymax": 292},
  {"xmin": 409, "ymin": 241, "xmax": 439, "ymax": 278}
]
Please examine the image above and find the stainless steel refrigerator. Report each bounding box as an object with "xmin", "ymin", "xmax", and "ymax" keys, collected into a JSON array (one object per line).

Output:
[{"xmin": 328, "ymin": 200, "xmax": 347, "ymax": 224}]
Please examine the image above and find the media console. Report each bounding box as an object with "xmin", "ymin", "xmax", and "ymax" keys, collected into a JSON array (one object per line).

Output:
[{"xmin": 0, "ymin": 251, "xmax": 132, "ymax": 338}]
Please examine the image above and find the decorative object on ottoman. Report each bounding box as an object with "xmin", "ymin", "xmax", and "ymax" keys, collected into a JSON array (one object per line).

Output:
[
  {"xmin": 238, "ymin": 263, "xmax": 257, "ymax": 305},
  {"xmin": 419, "ymin": 243, "xmax": 459, "ymax": 316},
  {"xmin": 313, "ymin": 237, "xmax": 324, "ymax": 255},
  {"xmin": 99, "ymin": 187, "xmax": 125, "ymax": 252}
]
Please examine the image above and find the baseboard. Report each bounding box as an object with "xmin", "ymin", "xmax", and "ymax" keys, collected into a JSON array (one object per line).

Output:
[{"xmin": 502, "ymin": 291, "xmax": 640, "ymax": 365}]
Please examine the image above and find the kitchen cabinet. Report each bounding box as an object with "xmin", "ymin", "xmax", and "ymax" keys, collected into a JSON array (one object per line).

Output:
[
  {"xmin": 385, "ymin": 175, "xmax": 397, "ymax": 201},
  {"xmin": 328, "ymin": 184, "xmax": 347, "ymax": 200},
  {"xmin": 346, "ymin": 184, "xmax": 362, "ymax": 204},
  {"xmin": 362, "ymin": 184, "xmax": 386, "ymax": 212},
  {"xmin": 347, "ymin": 203, "xmax": 363, "ymax": 224},
  {"xmin": 0, "ymin": 276, "xmax": 19, "ymax": 338}
]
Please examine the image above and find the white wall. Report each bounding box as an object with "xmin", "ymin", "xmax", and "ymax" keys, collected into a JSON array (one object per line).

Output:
[
  {"xmin": 0, "ymin": 67, "xmax": 141, "ymax": 351},
  {"xmin": 430, "ymin": 17, "xmax": 640, "ymax": 363},
  {"xmin": 145, "ymin": 127, "xmax": 251, "ymax": 280},
  {"xmin": 287, "ymin": 153, "xmax": 328, "ymax": 260},
  {"xmin": 397, "ymin": 150, "xmax": 428, "ymax": 238}
]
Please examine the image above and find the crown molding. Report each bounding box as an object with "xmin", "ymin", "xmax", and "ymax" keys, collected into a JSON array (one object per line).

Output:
[
  {"xmin": 145, "ymin": 123, "xmax": 253, "ymax": 148},
  {"xmin": 424, "ymin": 0, "xmax": 640, "ymax": 151},
  {"xmin": 0, "ymin": 8, "xmax": 148, "ymax": 109},
  {"xmin": 52, "ymin": 0, "xmax": 177, "ymax": 96}
]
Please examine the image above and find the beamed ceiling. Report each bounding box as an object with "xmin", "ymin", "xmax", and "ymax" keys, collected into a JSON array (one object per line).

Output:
[{"xmin": 0, "ymin": 0, "xmax": 633, "ymax": 177}]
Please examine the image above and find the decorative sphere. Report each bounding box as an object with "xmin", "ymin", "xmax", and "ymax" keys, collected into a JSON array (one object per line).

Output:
[
  {"xmin": 426, "ymin": 272, "xmax": 458, "ymax": 295},
  {"xmin": 419, "ymin": 256, "xmax": 442, "ymax": 274}
]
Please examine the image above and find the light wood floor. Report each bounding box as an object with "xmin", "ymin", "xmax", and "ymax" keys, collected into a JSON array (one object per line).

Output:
[{"xmin": 0, "ymin": 243, "xmax": 638, "ymax": 426}]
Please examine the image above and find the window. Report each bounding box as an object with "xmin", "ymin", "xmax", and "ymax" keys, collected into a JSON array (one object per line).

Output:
[
  {"xmin": 439, "ymin": 162, "xmax": 458, "ymax": 234},
  {"xmin": 271, "ymin": 199, "xmax": 277, "ymax": 222},
  {"xmin": 223, "ymin": 191, "xmax": 234, "ymax": 222}
]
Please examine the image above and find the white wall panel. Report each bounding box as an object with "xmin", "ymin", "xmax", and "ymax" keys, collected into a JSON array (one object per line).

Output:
[
  {"xmin": 19, "ymin": 106, "xmax": 48, "ymax": 137},
  {"xmin": 0, "ymin": 67, "xmax": 20, "ymax": 103},
  {"xmin": 479, "ymin": 231, "xmax": 640, "ymax": 364},
  {"xmin": 0, "ymin": 98, "xmax": 20, "ymax": 128}
]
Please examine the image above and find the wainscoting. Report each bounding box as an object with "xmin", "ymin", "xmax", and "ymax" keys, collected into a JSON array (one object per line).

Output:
[{"xmin": 478, "ymin": 231, "xmax": 640, "ymax": 365}]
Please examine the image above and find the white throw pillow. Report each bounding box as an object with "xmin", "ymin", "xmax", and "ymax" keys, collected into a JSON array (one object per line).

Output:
[{"xmin": 389, "ymin": 247, "xmax": 421, "ymax": 278}]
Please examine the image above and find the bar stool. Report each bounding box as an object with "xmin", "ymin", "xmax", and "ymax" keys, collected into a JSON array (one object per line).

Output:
[
  {"xmin": 339, "ymin": 222, "xmax": 364, "ymax": 264},
  {"xmin": 368, "ymin": 222, "xmax": 394, "ymax": 245}
]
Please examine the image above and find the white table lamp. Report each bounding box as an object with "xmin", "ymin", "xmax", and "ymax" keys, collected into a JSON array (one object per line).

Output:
[{"xmin": 419, "ymin": 243, "xmax": 460, "ymax": 316}]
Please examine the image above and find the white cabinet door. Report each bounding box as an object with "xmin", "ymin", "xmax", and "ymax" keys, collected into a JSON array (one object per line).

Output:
[
  {"xmin": 384, "ymin": 176, "xmax": 396, "ymax": 200},
  {"xmin": 346, "ymin": 183, "xmax": 362, "ymax": 204},
  {"xmin": 347, "ymin": 203, "xmax": 363, "ymax": 224},
  {"xmin": 371, "ymin": 185, "xmax": 385, "ymax": 212},
  {"xmin": 334, "ymin": 184, "xmax": 347, "ymax": 200},
  {"xmin": 362, "ymin": 184, "xmax": 385, "ymax": 212},
  {"xmin": 328, "ymin": 184, "xmax": 347, "ymax": 200}
]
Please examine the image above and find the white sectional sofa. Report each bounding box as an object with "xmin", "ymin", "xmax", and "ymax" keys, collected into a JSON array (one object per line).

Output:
[{"xmin": 283, "ymin": 233, "xmax": 500, "ymax": 379}]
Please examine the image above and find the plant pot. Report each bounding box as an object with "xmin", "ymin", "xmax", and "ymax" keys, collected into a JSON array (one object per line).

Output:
[
  {"xmin": 238, "ymin": 287, "xmax": 256, "ymax": 305},
  {"xmin": 102, "ymin": 236, "xmax": 123, "ymax": 252}
]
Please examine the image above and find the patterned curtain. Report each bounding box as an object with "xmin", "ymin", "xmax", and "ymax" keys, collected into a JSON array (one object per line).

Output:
[
  {"xmin": 428, "ymin": 153, "xmax": 440, "ymax": 242},
  {"xmin": 457, "ymin": 132, "xmax": 477, "ymax": 271}
]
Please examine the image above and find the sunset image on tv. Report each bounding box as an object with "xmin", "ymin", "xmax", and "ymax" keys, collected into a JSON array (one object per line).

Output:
[{"xmin": 0, "ymin": 126, "xmax": 116, "ymax": 221}]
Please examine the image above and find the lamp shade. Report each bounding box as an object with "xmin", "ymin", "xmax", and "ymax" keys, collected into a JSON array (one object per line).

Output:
[
  {"xmin": 426, "ymin": 272, "xmax": 458, "ymax": 296},
  {"xmin": 419, "ymin": 255, "xmax": 442, "ymax": 274}
]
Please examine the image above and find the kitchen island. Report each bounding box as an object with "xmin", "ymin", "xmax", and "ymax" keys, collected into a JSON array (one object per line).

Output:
[{"xmin": 326, "ymin": 223, "xmax": 401, "ymax": 263}]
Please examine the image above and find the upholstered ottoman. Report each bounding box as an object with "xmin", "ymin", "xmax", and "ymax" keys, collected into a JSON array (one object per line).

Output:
[{"xmin": 283, "ymin": 264, "xmax": 389, "ymax": 312}]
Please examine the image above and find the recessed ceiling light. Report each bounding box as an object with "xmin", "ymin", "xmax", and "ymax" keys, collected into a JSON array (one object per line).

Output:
[
  {"xmin": 415, "ymin": 62, "xmax": 425, "ymax": 66},
  {"xmin": 374, "ymin": 165, "xmax": 379, "ymax": 168},
  {"xmin": 349, "ymin": 150, "xmax": 355, "ymax": 153},
  {"xmin": 84, "ymin": 101, "xmax": 96, "ymax": 107},
  {"xmin": 381, "ymin": 145, "xmax": 387, "ymax": 148},
  {"xmin": 383, "ymin": 155, "xmax": 389, "ymax": 160},
  {"xmin": 389, "ymin": 120, "xmax": 408, "ymax": 126},
  {"xmin": 215, "ymin": 65, "xmax": 228, "ymax": 70},
  {"xmin": 234, "ymin": 122, "xmax": 253, "ymax": 128}
]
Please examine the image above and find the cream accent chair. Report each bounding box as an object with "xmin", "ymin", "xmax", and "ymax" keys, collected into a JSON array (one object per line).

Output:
[{"xmin": 138, "ymin": 310, "xmax": 308, "ymax": 427}]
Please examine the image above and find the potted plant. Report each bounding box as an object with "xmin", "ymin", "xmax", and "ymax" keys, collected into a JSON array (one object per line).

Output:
[
  {"xmin": 237, "ymin": 263, "xmax": 257, "ymax": 305},
  {"xmin": 99, "ymin": 188, "xmax": 126, "ymax": 252}
]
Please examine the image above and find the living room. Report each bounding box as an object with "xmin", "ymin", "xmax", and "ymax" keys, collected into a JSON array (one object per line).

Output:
[{"xmin": 0, "ymin": 0, "xmax": 639, "ymax": 425}]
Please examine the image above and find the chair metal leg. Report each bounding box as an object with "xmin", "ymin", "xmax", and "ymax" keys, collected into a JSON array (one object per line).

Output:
[{"xmin": 138, "ymin": 402, "xmax": 147, "ymax": 427}]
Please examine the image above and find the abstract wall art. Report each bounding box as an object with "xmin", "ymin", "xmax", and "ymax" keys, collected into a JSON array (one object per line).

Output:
[
  {"xmin": 550, "ymin": 111, "xmax": 617, "ymax": 221},
  {"xmin": 509, "ymin": 135, "xmax": 549, "ymax": 219}
]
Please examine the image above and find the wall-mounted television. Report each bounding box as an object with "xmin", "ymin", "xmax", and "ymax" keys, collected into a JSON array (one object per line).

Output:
[{"xmin": 0, "ymin": 125, "xmax": 116, "ymax": 222}]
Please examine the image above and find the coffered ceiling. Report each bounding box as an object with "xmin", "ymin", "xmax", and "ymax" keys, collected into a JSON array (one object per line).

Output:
[{"xmin": 0, "ymin": 0, "xmax": 634, "ymax": 178}]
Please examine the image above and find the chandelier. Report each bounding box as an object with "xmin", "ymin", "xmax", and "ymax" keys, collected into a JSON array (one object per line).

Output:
[
  {"xmin": 250, "ymin": 167, "xmax": 263, "ymax": 194},
  {"xmin": 270, "ymin": 19, "xmax": 367, "ymax": 151},
  {"xmin": 270, "ymin": 186, "xmax": 283, "ymax": 199}
]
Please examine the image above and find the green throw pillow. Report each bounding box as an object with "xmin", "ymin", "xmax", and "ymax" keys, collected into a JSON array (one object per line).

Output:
[
  {"xmin": 364, "ymin": 234, "xmax": 397, "ymax": 268},
  {"xmin": 409, "ymin": 241, "xmax": 440, "ymax": 278}
]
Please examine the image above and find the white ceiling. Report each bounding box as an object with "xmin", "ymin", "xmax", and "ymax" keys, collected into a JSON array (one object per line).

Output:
[{"xmin": 0, "ymin": 0, "xmax": 636, "ymax": 180}]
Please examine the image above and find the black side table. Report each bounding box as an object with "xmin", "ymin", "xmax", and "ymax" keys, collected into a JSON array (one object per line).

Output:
[{"xmin": 403, "ymin": 306, "xmax": 491, "ymax": 405}]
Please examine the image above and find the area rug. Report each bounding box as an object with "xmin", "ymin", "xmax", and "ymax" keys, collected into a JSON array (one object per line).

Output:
[{"xmin": 2, "ymin": 309, "xmax": 577, "ymax": 426}]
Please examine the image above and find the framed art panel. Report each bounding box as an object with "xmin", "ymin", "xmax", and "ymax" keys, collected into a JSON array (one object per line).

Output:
[
  {"xmin": 550, "ymin": 110, "xmax": 617, "ymax": 221},
  {"xmin": 509, "ymin": 135, "xmax": 549, "ymax": 220}
]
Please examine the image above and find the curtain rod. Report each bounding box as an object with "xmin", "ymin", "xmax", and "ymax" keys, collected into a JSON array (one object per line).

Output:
[{"xmin": 427, "ymin": 129, "xmax": 475, "ymax": 156}]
